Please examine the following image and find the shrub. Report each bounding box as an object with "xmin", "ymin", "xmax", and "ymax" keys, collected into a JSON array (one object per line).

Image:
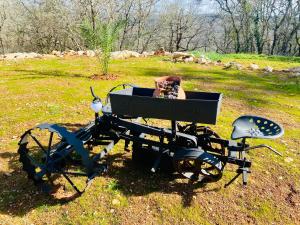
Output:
[{"xmin": 80, "ymin": 19, "xmax": 124, "ymax": 76}]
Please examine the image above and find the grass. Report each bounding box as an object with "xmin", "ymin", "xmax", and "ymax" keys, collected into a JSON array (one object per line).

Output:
[
  {"xmin": 192, "ymin": 51, "xmax": 300, "ymax": 63},
  {"xmin": 0, "ymin": 54, "xmax": 299, "ymax": 224}
]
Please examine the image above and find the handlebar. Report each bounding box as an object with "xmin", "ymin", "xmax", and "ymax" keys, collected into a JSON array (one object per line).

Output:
[
  {"xmin": 105, "ymin": 83, "xmax": 137, "ymax": 105},
  {"xmin": 244, "ymin": 144, "xmax": 282, "ymax": 156},
  {"xmin": 90, "ymin": 86, "xmax": 99, "ymax": 99}
]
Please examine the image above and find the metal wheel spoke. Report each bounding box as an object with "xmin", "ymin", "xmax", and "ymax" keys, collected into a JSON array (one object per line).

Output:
[
  {"xmin": 29, "ymin": 133, "xmax": 47, "ymax": 154},
  {"xmin": 46, "ymin": 132, "xmax": 54, "ymax": 163}
]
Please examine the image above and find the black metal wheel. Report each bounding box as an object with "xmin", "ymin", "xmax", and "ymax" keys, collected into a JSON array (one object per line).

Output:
[
  {"xmin": 173, "ymin": 149, "xmax": 223, "ymax": 182},
  {"xmin": 179, "ymin": 124, "xmax": 225, "ymax": 155},
  {"xmin": 18, "ymin": 126, "xmax": 66, "ymax": 192},
  {"xmin": 18, "ymin": 123, "xmax": 97, "ymax": 194}
]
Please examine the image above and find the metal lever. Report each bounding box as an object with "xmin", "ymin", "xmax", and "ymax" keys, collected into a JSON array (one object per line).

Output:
[
  {"xmin": 90, "ymin": 86, "xmax": 100, "ymax": 101},
  {"xmin": 244, "ymin": 144, "xmax": 282, "ymax": 156}
]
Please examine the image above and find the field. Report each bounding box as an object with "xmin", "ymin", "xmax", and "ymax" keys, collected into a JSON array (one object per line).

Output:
[{"xmin": 0, "ymin": 54, "xmax": 299, "ymax": 224}]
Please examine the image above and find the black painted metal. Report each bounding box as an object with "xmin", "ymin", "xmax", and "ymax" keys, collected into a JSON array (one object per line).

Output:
[
  {"xmin": 17, "ymin": 85, "xmax": 284, "ymax": 195},
  {"xmin": 109, "ymin": 87, "xmax": 222, "ymax": 124}
]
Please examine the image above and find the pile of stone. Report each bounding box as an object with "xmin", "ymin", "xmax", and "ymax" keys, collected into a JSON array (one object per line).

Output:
[
  {"xmin": 0, "ymin": 52, "xmax": 43, "ymax": 60},
  {"xmin": 0, "ymin": 49, "xmax": 150, "ymax": 61},
  {"xmin": 172, "ymin": 52, "xmax": 196, "ymax": 63},
  {"xmin": 171, "ymin": 52, "xmax": 216, "ymax": 64},
  {"xmin": 249, "ymin": 63, "xmax": 259, "ymax": 70},
  {"xmin": 281, "ymin": 66, "xmax": 300, "ymax": 77},
  {"xmin": 154, "ymin": 47, "xmax": 171, "ymax": 56},
  {"xmin": 52, "ymin": 50, "xmax": 97, "ymax": 57},
  {"xmin": 110, "ymin": 50, "xmax": 141, "ymax": 60},
  {"xmin": 197, "ymin": 55, "xmax": 212, "ymax": 64},
  {"xmin": 263, "ymin": 66, "xmax": 273, "ymax": 73},
  {"xmin": 141, "ymin": 51, "xmax": 155, "ymax": 57},
  {"xmin": 224, "ymin": 61, "xmax": 243, "ymax": 70}
]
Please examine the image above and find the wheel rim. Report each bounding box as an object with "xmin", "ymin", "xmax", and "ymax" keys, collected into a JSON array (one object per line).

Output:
[
  {"xmin": 18, "ymin": 127, "xmax": 64, "ymax": 187},
  {"xmin": 173, "ymin": 149, "xmax": 223, "ymax": 182},
  {"xmin": 175, "ymin": 158, "xmax": 202, "ymax": 180},
  {"xmin": 180, "ymin": 124, "xmax": 225, "ymax": 155}
]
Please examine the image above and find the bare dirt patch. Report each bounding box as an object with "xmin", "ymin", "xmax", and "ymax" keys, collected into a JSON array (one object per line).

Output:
[{"xmin": 90, "ymin": 73, "xmax": 118, "ymax": 80}]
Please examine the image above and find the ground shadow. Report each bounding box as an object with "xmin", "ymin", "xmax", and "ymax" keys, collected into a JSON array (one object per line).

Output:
[
  {"xmin": 0, "ymin": 144, "xmax": 221, "ymax": 217},
  {"xmin": 9, "ymin": 69, "xmax": 87, "ymax": 80},
  {"xmin": 0, "ymin": 123, "xmax": 90, "ymax": 216},
  {"xmin": 105, "ymin": 152, "xmax": 221, "ymax": 208},
  {"xmin": 0, "ymin": 150, "xmax": 77, "ymax": 217}
]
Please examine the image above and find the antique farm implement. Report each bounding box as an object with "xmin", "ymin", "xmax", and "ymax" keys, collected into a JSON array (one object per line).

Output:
[{"xmin": 18, "ymin": 84, "xmax": 284, "ymax": 195}]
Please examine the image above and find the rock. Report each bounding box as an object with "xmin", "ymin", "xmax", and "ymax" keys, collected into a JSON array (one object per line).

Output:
[
  {"xmin": 111, "ymin": 50, "xmax": 140, "ymax": 60},
  {"xmin": 197, "ymin": 57, "xmax": 207, "ymax": 64},
  {"xmin": 111, "ymin": 51, "xmax": 124, "ymax": 59},
  {"xmin": 42, "ymin": 54, "xmax": 56, "ymax": 59},
  {"xmin": 172, "ymin": 52, "xmax": 194, "ymax": 62},
  {"xmin": 112, "ymin": 199, "xmax": 120, "ymax": 206},
  {"xmin": 284, "ymin": 67, "xmax": 300, "ymax": 77},
  {"xmin": 183, "ymin": 56, "xmax": 194, "ymax": 63},
  {"xmin": 263, "ymin": 66, "xmax": 273, "ymax": 73},
  {"xmin": 213, "ymin": 60, "xmax": 222, "ymax": 66},
  {"xmin": 28, "ymin": 52, "xmax": 42, "ymax": 58},
  {"xmin": 77, "ymin": 50, "xmax": 85, "ymax": 56},
  {"xmin": 86, "ymin": 50, "xmax": 96, "ymax": 57},
  {"xmin": 249, "ymin": 63, "xmax": 259, "ymax": 70},
  {"xmin": 141, "ymin": 52, "xmax": 150, "ymax": 57},
  {"xmin": 284, "ymin": 157, "xmax": 294, "ymax": 163},
  {"xmin": 1, "ymin": 52, "xmax": 42, "ymax": 60},
  {"xmin": 51, "ymin": 50, "xmax": 62, "ymax": 57},
  {"xmin": 154, "ymin": 47, "xmax": 166, "ymax": 56},
  {"xmin": 224, "ymin": 61, "xmax": 243, "ymax": 70},
  {"xmin": 287, "ymin": 67, "xmax": 300, "ymax": 73},
  {"xmin": 14, "ymin": 53, "xmax": 26, "ymax": 59},
  {"xmin": 130, "ymin": 51, "xmax": 140, "ymax": 58},
  {"xmin": 4, "ymin": 53, "xmax": 20, "ymax": 60},
  {"xmin": 289, "ymin": 73, "xmax": 300, "ymax": 78},
  {"xmin": 64, "ymin": 50, "xmax": 76, "ymax": 56},
  {"xmin": 197, "ymin": 55, "xmax": 212, "ymax": 64},
  {"xmin": 172, "ymin": 52, "xmax": 190, "ymax": 58}
]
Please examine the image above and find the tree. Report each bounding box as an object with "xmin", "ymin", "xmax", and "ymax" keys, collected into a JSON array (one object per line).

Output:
[
  {"xmin": 0, "ymin": 1, "xmax": 7, "ymax": 54},
  {"xmin": 80, "ymin": 19, "xmax": 124, "ymax": 76}
]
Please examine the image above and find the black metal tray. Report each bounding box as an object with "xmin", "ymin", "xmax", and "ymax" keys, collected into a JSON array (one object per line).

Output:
[{"xmin": 109, "ymin": 87, "xmax": 222, "ymax": 124}]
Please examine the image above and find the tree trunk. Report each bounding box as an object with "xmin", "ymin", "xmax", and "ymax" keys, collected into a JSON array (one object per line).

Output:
[{"xmin": 90, "ymin": 0, "xmax": 96, "ymax": 32}]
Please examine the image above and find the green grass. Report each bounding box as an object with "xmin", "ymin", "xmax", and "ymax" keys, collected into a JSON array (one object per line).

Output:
[
  {"xmin": 0, "ymin": 55, "xmax": 299, "ymax": 224},
  {"xmin": 192, "ymin": 51, "xmax": 300, "ymax": 63}
]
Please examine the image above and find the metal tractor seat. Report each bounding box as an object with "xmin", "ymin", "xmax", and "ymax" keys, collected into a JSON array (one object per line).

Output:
[{"xmin": 231, "ymin": 115, "xmax": 284, "ymax": 140}]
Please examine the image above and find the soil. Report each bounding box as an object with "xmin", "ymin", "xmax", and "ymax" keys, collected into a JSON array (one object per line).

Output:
[{"xmin": 90, "ymin": 73, "xmax": 118, "ymax": 80}]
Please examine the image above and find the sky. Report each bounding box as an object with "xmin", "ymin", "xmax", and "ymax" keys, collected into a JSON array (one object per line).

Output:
[
  {"xmin": 199, "ymin": 0, "xmax": 217, "ymax": 14},
  {"xmin": 157, "ymin": 0, "xmax": 217, "ymax": 14}
]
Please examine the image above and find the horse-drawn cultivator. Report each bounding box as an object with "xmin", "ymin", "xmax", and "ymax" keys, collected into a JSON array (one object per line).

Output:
[{"xmin": 18, "ymin": 84, "xmax": 284, "ymax": 195}]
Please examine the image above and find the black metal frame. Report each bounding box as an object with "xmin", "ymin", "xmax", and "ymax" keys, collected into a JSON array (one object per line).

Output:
[{"xmin": 17, "ymin": 85, "xmax": 282, "ymax": 195}]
